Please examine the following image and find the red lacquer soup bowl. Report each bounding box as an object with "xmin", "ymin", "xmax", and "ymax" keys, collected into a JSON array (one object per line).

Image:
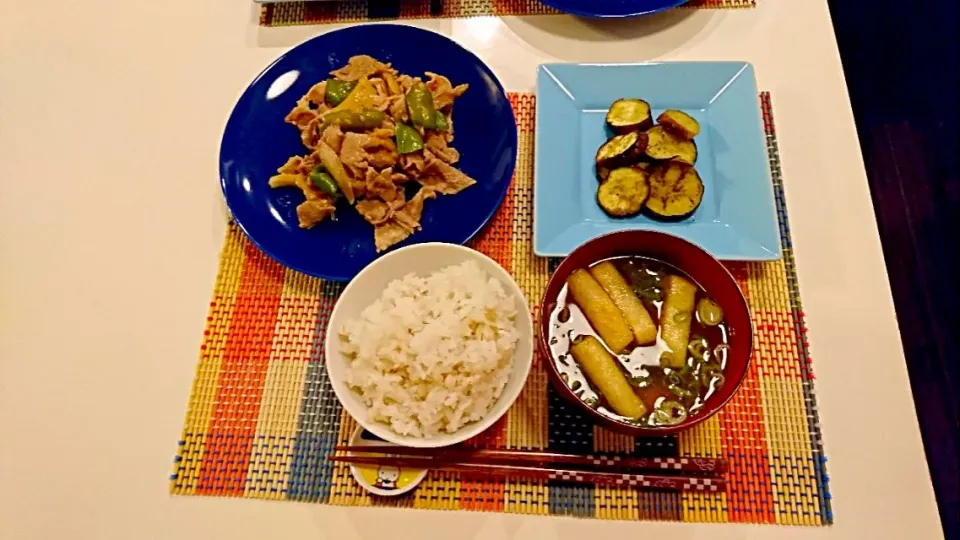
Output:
[{"xmin": 538, "ymin": 230, "xmax": 753, "ymax": 436}]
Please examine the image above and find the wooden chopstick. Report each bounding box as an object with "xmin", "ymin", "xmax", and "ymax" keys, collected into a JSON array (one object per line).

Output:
[
  {"xmin": 331, "ymin": 455, "xmax": 725, "ymax": 493},
  {"xmin": 334, "ymin": 445, "xmax": 727, "ymax": 475}
]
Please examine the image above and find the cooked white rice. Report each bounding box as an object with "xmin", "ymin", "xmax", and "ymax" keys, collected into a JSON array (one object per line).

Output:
[{"xmin": 339, "ymin": 260, "xmax": 520, "ymax": 438}]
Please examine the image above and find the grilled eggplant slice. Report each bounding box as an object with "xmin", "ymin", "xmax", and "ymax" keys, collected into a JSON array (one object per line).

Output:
[
  {"xmin": 606, "ymin": 99, "xmax": 653, "ymax": 134},
  {"xmin": 597, "ymin": 167, "xmax": 650, "ymax": 218},
  {"xmin": 595, "ymin": 131, "xmax": 647, "ymax": 167},
  {"xmin": 644, "ymin": 163, "xmax": 704, "ymax": 221},
  {"xmin": 645, "ymin": 126, "xmax": 697, "ymax": 165},
  {"xmin": 657, "ymin": 110, "xmax": 701, "ymax": 140},
  {"xmin": 600, "ymin": 160, "xmax": 652, "ymax": 182},
  {"xmin": 671, "ymin": 139, "xmax": 698, "ymax": 166}
]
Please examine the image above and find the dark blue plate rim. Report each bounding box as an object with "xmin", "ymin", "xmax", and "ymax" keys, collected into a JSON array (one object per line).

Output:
[{"xmin": 540, "ymin": 0, "xmax": 689, "ymax": 18}]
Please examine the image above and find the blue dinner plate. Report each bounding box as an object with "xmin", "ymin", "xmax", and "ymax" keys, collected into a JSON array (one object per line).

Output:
[
  {"xmin": 220, "ymin": 24, "xmax": 517, "ymax": 281},
  {"xmin": 540, "ymin": 0, "xmax": 688, "ymax": 18},
  {"xmin": 534, "ymin": 62, "xmax": 780, "ymax": 260}
]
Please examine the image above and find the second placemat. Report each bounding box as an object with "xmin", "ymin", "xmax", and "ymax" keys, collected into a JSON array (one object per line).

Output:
[{"xmin": 261, "ymin": 0, "xmax": 755, "ymax": 27}]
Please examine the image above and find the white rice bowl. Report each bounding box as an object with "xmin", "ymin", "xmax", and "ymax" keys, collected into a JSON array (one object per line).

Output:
[
  {"xmin": 325, "ymin": 244, "xmax": 533, "ymax": 447},
  {"xmin": 339, "ymin": 260, "xmax": 519, "ymax": 438}
]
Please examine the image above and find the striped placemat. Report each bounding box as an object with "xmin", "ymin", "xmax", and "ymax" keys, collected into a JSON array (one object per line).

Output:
[
  {"xmin": 170, "ymin": 92, "xmax": 832, "ymax": 525},
  {"xmin": 261, "ymin": 0, "xmax": 755, "ymax": 26}
]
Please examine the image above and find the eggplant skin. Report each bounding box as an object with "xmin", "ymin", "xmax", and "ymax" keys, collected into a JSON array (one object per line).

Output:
[
  {"xmin": 643, "ymin": 163, "xmax": 704, "ymax": 221},
  {"xmin": 596, "ymin": 164, "xmax": 611, "ymax": 182},
  {"xmin": 657, "ymin": 110, "xmax": 701, "ymax": 140},
  {"xmin": 597, "ymin": 167, "xmax": 650, "ymax": 218},
  {"xmin": 606, "ymin": 99, "xmax": 654, "ymax": 134},
  {"xmin": 595, "ymin": 131, "xmax": 648, "ymax": 167},
  {"xmin": 641, "ymin": 204, "xmax": 701, "ymax": 222}
]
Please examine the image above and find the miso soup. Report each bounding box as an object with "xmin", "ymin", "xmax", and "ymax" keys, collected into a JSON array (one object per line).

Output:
[{"xmin": 548, "ymin": 256, "xmax": 729, "ymax": 427}]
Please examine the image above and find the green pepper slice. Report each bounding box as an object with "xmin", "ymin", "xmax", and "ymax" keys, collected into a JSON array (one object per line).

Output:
[
  {"xmin": 321, "ymin": 109, "xmax": 385, "ymax": 130},
  {"xmin": 405, "ymin": 81, "xmax": 438, "ymax": 129},
  {"xmin": 433, "ymin": 111, "xmax": 449, "ymax": 131},
  {"xmin": 309, "ymin": 167, "xmax": 340, "ymax": 198},
  {"xmin": 395, "ymin": 123, "xmax": 424, "ymax": 154},
  {"xmin": 325, "ymin": 79, "xmax": 357, "ymax": 107}
]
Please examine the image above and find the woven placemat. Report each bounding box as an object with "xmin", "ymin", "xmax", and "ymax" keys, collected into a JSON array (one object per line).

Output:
[
  {"xmin": 261, "ymin": 0, "xmax": 755, "ymax": 26},
  {"xmin": 170, "ymin": 92, "xmax": 832, "ymax": 525}
]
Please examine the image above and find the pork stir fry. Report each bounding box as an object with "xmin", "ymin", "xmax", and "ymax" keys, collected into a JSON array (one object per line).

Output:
[{"xmin": 268, "ymin": 55, "xmax": 473, "ymax": 251}]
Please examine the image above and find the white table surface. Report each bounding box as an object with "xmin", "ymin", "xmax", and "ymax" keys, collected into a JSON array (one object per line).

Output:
[{"xmin": 0, "ymin": 1, "xmax": 943, "ymax": 539}]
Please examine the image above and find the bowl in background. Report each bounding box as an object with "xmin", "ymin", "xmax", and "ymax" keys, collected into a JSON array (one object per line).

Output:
[
  {"xmin": 536, "ymin": 0, "xmax": 688, "ymax": 18},
  {"xmin": 538, "ymin": 229, "xmax": 753, "ymax": 436},
  {"xmin": 324, "ymin": 243, "xmax": 534, "ymax": 448}
]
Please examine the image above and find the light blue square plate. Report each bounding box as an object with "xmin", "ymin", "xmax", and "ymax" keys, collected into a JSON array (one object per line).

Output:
[{"xmin": 534, "ymin": 62, "xmax": 781, "ymax": 260}]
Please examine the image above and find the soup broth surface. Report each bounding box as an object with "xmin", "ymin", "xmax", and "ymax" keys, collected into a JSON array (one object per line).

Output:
[{"xmin": 548, "ymin": 256, "xmax": 729, "ymax": 427}]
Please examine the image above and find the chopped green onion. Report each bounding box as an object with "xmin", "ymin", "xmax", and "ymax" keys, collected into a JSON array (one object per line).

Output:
[
  {"xmin": 713, "ymin": 344, "xmax": 731, "ymax": 363},
  {"xmin": 653, "ymin": 400, "xmax": 688, "ymax": 426},
  {"xmin": 636, "ymin": 289, "xmax": 663, "ymax": 302},
  {"xmin": 659, "ymin": 352, "xmax": 675, "ymax": 368},
  {"xmin": 687, "ymin": 337, "xmax": 708, "ymax": 362},
  {"xmin": 700, "ymin": 364, "xmax": 723, "ymax": 386},
  {"xmin": 696, "ymin": 298, "xmax": 724, "ymax": 326},
  {"xmin": 668, "ymin": 385, "xmax": 695, "ymax": 400}
]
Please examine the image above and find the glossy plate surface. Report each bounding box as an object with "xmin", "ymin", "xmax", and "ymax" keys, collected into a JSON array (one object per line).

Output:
[
  {"xmin": 534, "ymin": 62, "xmax": 780, "ymax": 260},
  {"xmin": 221, "ymin": 24, "xmax": 517, "ymax": 281}
]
